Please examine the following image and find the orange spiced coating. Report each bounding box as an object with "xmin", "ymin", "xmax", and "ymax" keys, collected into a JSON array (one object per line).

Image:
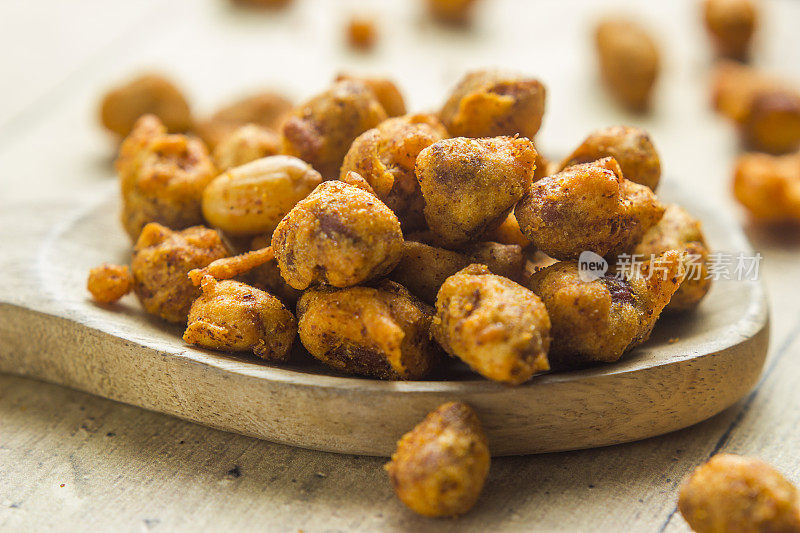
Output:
[
  {"xmin": 527, "ymin": 251, "xmax": 685, "ymax": 369},
  {"xmin": 297, "ymin": 281, "xmax": 439, "ymax": 380},
  {"xmin": 425, "ymin": 0, "xmax": 480, "ymax": 25},
  {"xmin": 116, "ymin": 115, "xmax": 218, "ymax": 240},
  {"xmin": 346, "ymin": 16, "xmax": 377, "ymax": 51},
  {"xmin": 385, "ymin": 402, "xmax": 490, "ymax": 517},
  {"xmin": 281, "ymin": 80, "xmax": 388, "ymax": 178},
  {"xmin": 440, "ymin": 70, "xmax": 546, "ymax": 139},
  {"xmin": 100, "ymin": 73, "xmax": 192, "ymax": 137},
  {"xmin": 131, "ymin": 223, "xmax": 230, "ymax": 324},
  {"xmin": 679, "ymin": 454, "xmax": 800, "ymax": 533},
  {"xmin": 733, "ymin": 151, "xmax": 800, "ymax": 222},
  {"xmin": 559, "ymin": 125, "xmax": 662, "ymax": 190},
  {"xmin": 184, "ymin": 278, "xmax": 296, "ymax": 361},
  {"xmin": 271, "ymin": 180, "xmax": 404, "ymax": 290},
  {"xmin": 335, "ymin": 74, "xmax": 407, "ymax": 117},
  {"xmin": 432, "ymin": 264, "xmax": 551, "ymax": 385},
  {"xmin": 703, "ymin": 0, "xmax": 758, "ymax": 61},
  {"xmin": 515, "ymin": 158, "xmax": 664, "ymax": 260},
  {"xmin": 212, "ymin": 124, "xmax": 281, "ymax": 171},
  {"xmin": 595, "ymin": 18, "xmax": 660, "ymax": 112},
  {"xmin": 341, "ymin": 114, "xmax": 449, "ymax": 231},
  {"xmin": 416, "ymin": 136, "xmax": 537, "ymax": 247},
  {"xmin": 87, "ymin": 264, "xmax": 133, "ymax": 303},
  {"xmin": 195, "ymin": 91, "xmax": 292, "ymax": 150}
]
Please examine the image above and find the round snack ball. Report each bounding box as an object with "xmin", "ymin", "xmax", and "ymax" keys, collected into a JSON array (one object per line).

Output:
[
  {"xmin": 703, "ymin": 0, "xmax": 758, "ymax": 61},
  {"xmin": 184, "ymin": 278, "xmax": 296, "ymax": 361},
  {"xmin": 271, "ymin": 180, "xmax": 404, "ymax": 290},
  {"xmin": 385, "ymin": 401, "xmax": 490, "ymax": 517},
  {"xmin": 87, "ymin": 263, "xmax": 133, "ymax": 303},
  {"xmin": 211, "ymin": 123, "xmax": 280, "ymax": 171}
]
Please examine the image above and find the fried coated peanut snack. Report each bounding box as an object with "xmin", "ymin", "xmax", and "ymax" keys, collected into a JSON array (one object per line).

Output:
[
  {"xmin": 212, "ymin": 124, "xmax": 280, "ymax": 171},
  {"xmin": 527, "ymin": 251, "xmax": 684, "ymax": 368},
  {"xmin": 297, "ymin": 281, "xmax": 439, "ymax": 380},
  {"xmin": 515, "ymin": 158, "xmax": 665, "ymax": 260},
  {"xmin": 559, "ymin": 125, "xmax": 662, "ymax": 190},
  {"xmin": 425, "ymin": 0, "xmax": 480, "ymax": 25},
  {"xmin": 733, "ymin": 151, "xmax": 800, "ymax": 222},
  {"xmin": 116, "ymin": 115, "xmax": 218, "ymax": 240},
  {"xmin": 385, "ymin": 402, "xmax": 490, "ymax": 517},
  {"xmin": 202, "ymin": 155, "xmax": 322, "ymax": 236},
  {"xmin": 183, "ymin": 277, "xmax": 296, "ymax": 361},
  {"xmin": 281, "ymin": 80, "xmax": 388, "ymax": 177},
  {"xmin": 272, "ymin": 180, "xmax": 404, "ymax": 289},
  {"xmin": 416, "ymin": 136, "xmax": 537, "ymax": 246},
  {"xmin": 195, "ymin": 91, "xmax": 292, "ymax": 150},
  {"xmin": 679, "ymin": 454, "xmax": 800, "ymax": 533},
  {"xmin": 99, "ymin": 73, "xmax": 192, "ymax": 137},
  {"xmin": 87, "ymin": 264, "xmax": 133, "ymax": 304},
  {"xmin": 439, "ymin": 70, "xmax": 546, "ymax": 139},
  {"xmin": 340, "ymin": 114, "xmax": 448, "ymax": 231},
  {"xmin": 635, "ymin": 204, "xmax": 712, "ymax": 312},
  {"xmin": 346, "ymin": 16, "xmax": 377, "ymax": 51},
  {"xmin": 703, "ymin": 0, "xmax": 758, "ymax": 61},
  {"xmin": 595, "ymin": 18, "xmax": 660, "ymax": 112},
  {"xmin": 335, "ymin": 74, "xmax": 407, "ymax": 117},
  {"xmin": 484, "ymin": 213, "xmax": 531, "ymax": 248},
  {"xmin": 247, "ymin": 258, "xmax": 302, "ymax": 308},
  {"xmin": 131, "ymin": 223, "xmax": 230, "ymax": 323},
  {"xmin": 432, "ymin": 264, "xmax": 551, "ymax": 385}
]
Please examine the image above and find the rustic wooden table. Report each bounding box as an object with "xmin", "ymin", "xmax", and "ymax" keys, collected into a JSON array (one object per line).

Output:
[{"xmin": 1, "ymin": 0, "xmax": 799, "ymax": 531}]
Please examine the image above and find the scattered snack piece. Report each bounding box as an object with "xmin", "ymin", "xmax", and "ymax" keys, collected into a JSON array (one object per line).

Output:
[
  {"xmin": 202, "ymin": 155, "xmax": 322, "ymax": 236},
  {"xmin": 634, "ymin": 204, "xmax": 712, "ymax": 312},
  {"xmin": 271, "ymin": 180, "xmax": 404, "ymax": 289},
  {"xmin": 87, "ymin": 264, "xmax": 133, "ymax": 303},
  {"xmin": 733, "ymin": 151, "xmax": 800, "ymax": 222},
  {"xmin": 559, "ymin": 125, "xmax": 662, "ymax": 190},
  {"xmin": 595, "ymin": 18, "xmax": 660, "ymax": 112},
  {"xmin": 183, "ymin": 277, "xmax": 296, "ymax": 360},
  {"xmin": 340, "ymin": 113, "xmax": 448, "ymax": 231},
  {"xmin": 425, "ymin": 0, "xmax": 480, "ymax": 25},
  {"xmin": 335, "ymin": 74, "xmax": 407, "ymax": 117},
  {"xmin": 702, "ymin": 0, "xmax": 758, "ymax": 61},
  {"xmin": 131, "ymin": 223, "xmax": 230, "ymax": 324},
  {"xmin": 439, "ymin": 70, "xmax": 546, "ymax": 139},
  {"xmin": 297, "ymin": 281, "xmax": 440, "ymax": 380},
  {"xmin": 195, "ymin": 91, "xmax": 292, "ymax": 150},
  {"xmin": 386, "ymin": 401, "xmax": 490, "ymax": 517},
  {"xmin": 432, "ymin": 264, "xmax": 551, "ymax": 385},
  {"xmin": 212, "ymin": 124, "xmax": 280, "ymax": 171},
  {"xmin": 527, "ymin": 251, "xmax": 685, "ymax": 368},
  {"xmin": 281, "ymin": 80, "xmax": 388, "ymax": 178},
  {"xmin": 99, "ymin": 73, "xmax": 192, "ymax": 137},
  {"xmin": 678, "ymin": 454, "xmax": 800, "ymax": 533},
  {"xmin": 232, "ymin": 0, "xmax": 293, "ymax": 7},
  {"xmin": 346, "ymin": 16, "xmax": 377, "ymax": 51},
  {"xmin": 484, "ymin": 213, "xmax": 531, "ymax": 248},
  {"xmin": 116, "ymin": 115, "xmax": 217, "ymax": 240},
  {"xmin": 463, "ymin": 241, "xmax": 525, "ymax": 283},
  {"xmin": 515, "ymin": 158, "xmax": 664, "ymax": 260},
  {"xmin": 416, "ymin": 136, "xmax": 537, "ymax": 247},
  {"xmin": 712, "ymin": 61, "xmax": 778, "ymax": 123}
]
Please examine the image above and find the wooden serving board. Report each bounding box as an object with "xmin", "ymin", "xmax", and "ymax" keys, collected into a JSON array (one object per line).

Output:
[{"xmin": 0, "ymin": 181, "xmax": 768, "ymax": 457}]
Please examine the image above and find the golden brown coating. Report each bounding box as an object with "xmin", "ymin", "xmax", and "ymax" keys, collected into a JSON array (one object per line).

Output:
[
  {"xmin": 247, "ymin": 258, "xmax": 302, "ymax": 308},
  {"xmin": 515, "ymin": 158, "xmax": 665, "ymax": 260},
  {"xmin": 385, "ymin": 402, "xmax": 490, "ymax": 517},
  {"xmin": 527, "ymin": 251, "xmax": 684, "ymax": 368},
  {"xmin": 183, "ymin": 277, "xmax": 296, "ymax": 360},
  {"xmin": 116, "ymin": 115, "xmax": 218, "ymax": 240},
  {"xmin": 297, "ymin": 281, "xmax": 439, "ymax": 380},
  {"xmin": 559, "ymin": 125, "xmax": 662, "ymax": 190},
  {"xmin": 131, "ymin": 223, "xmax": 230, "ymax": 324},
  {"xmin": 271, "ymin": 180, "xmax": 404, "ymax": 290},
  {"xmin": 99, "ymin": 74, "xmax": 192, "ymax": 137},
  {"xmin": 484, "ymin": 212, "xmax": 531, "ymax": 248},
  {"xmin": 712, "ymin": 61, "xmax": 776, "ymax": 124},
  {"xmin": 340, "ymin": 114, "xmax": 448, "ymax": 231},
  {"xmin": 703, "ymin": 0, "xmax": 758, "ymax": 61},
  {"xmin": 439, "ymin": 70, "xmax": 546, "ymax": 139},
  {"xmin": 281, "ymin": 80, "xmax": 388, "ymax": 178},
  {"xmin": 416, "ymin": 136, "xmax": 537, "ymax": 247},
  {"xmin": 335, "ymin": 74, "xmax": 407, "ymax": 117},
  {"xmin": 346, "ymin": 16, "xmax": 377, "ymax": 51},
  {"xmin": 733, "ymin": 151, "xmax": 800, "ymax": 222},
  {"xmin": 211, "ymin": 124, "xmax": 280, "ymax": 171},
  {"xmin": 425, "ymin": 0, "xmax": 480, "ymax": 25},
  {"xmin": 195, "ymin": 91, "xmax": 292, "ymax": 150},
  {"xmin": 87, "ymin": 264, "xmax": 133, "ymax": 304},
  {"xmin": 232, "ymin": 0, "xmax": 292, "ymax": 8},
  {"xmin": 202, "ymin": 155, "xmax": 322, "ymax": 236},
  {"xmin": 634, "ymin": 204, "xmax": 712, "ymax": 312},
  {"xmin": 432, "ymin": 264, "xmax": 551, "ymax": 385},
  {"xmin": 678, "ymin": 454, "xmax": 800, "ymax": 533},
  {"xmin": 595, "ymin": 18, "xmax": 660, "ymax": 112},
  {"xmin": 463, "ymin": 241, "xmax": 525, "ymax": 283}
]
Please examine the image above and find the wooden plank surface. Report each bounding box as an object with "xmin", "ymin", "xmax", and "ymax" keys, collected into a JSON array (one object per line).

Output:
[{"xmin": 1, "ymin": 0, "xmax": 799, "ymax": 531}]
